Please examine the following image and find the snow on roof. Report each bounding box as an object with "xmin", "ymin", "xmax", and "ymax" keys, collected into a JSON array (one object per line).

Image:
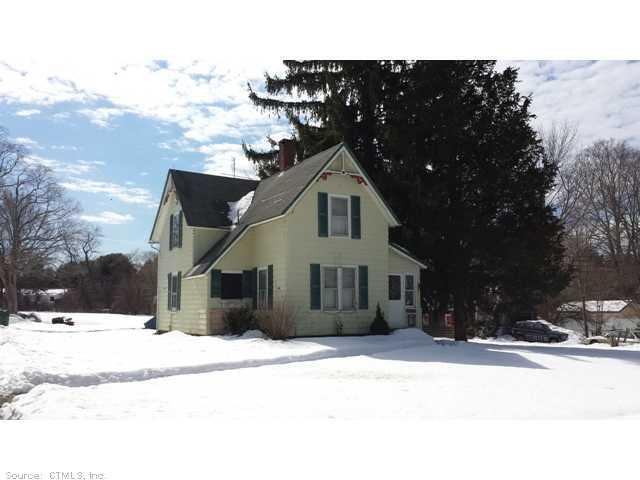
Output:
[
  {"xmin": 227, "ymin": 190, "xmax": 255, "ymax": 228},
  {"xmin": 558, "ymin": 300, "xmax": 631, "ymax": 313}
]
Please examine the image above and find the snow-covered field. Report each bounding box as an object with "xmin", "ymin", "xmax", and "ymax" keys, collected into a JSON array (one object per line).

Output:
[{"xmin": 2, "ymin": 313, "xmax": 639, "ymax": 420}]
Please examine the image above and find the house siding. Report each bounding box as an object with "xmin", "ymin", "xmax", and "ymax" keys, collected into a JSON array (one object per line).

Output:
[
  {"xmin": 156, "ymin": 192, "xmax": 209, "ymax": 335},
  {"xmin": 155, "ymin": 146, "xmax": 423, "ymax": 338},
  {"xmin": 285, "ymin": 168, "xmax": 389, "ymax": 336},
  {"xmin": 206, "ymin": 217, "xmax": 288, "ymax": 333},
  {"xmin": 388, "ymin": 248, "xmax": 423, "ymax": 329}
]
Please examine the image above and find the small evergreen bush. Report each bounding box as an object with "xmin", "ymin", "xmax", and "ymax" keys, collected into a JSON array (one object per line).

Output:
[
  {"xmin": 223, "ymin": 305, "xmax": 255, "ymax": 335},
  {"xmin": 369, "ymin": 303, "xmax": 391, "ymax": 335}
]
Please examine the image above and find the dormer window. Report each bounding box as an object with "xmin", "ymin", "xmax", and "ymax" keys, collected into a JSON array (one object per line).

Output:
[{"xmin": 329, "ymin": 195, "xmax": 349, "ymax": 237}]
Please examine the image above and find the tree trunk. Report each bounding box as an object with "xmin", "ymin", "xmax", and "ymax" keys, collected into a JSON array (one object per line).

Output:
[
  {"xmin": 453, "ymin": 291, "xmax": 467, "ymax": 341},
  {"xmin": 581, "ymin": 296, "xmax": 589, "ymax": 338},
  {"xmin": 6, "ymin": 271, "xmax": 18, "ymax": 314}
]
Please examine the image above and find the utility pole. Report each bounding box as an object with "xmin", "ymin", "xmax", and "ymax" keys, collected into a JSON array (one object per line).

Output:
[{"xmin": 232, "ymin": 157, "xmax": 236, "ymax": 178}]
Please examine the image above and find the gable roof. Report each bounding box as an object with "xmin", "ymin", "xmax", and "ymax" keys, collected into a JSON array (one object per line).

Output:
[
  {"xmin": 171, "ymin": 170, "xmax": 259, "ymax": 228},
  {"xmin": 149, "ymin": 170, "xmax": 259, "ymax": 242},
  {"xmin": 186, "ymin": 143, "xmax": 345, "ymax": 277},
  {"xmin": 389, "ymin": 243, "xmax": 427, "ymax": 269},
  {"xmin": 178, "ymin": 142, "xmax": 404, "ymax": 278}
]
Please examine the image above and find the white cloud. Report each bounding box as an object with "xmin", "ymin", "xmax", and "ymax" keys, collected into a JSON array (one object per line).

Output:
[
  {"xmin": 77, "ymin": 107, "xmax": 126, "ymax": 127},
  {"xmin": 51, "ymin": 144, "xmax": 81, "ymax": 151},
  {"xmin": 15, "ymin": 108, "xmax": 41, "ymax": 117},
  {"xmin": 79, "ymin": 211, "xmax": 134, "ymax": 225},
  {"xmin": 23, "ymin": 154, "xmax": 102, "ymax": 175},
  {"xmin": 60, "ymin": 177, "xmax": 155, "ymax": 206},
  {"xmin": 0, "ymin": 58, "xmax": 286, "ymax": 146},
  {"xmin": 13, "ymin": 137, "xmax": 40, "ymax": 148},
  {"xmin": 196, "ymin": 142, "xmax": 257, "ymax": 178},
  {"xmin": 139, "ymin": 171, "xmax": 149, "ymax": 176},
  {"xmin": 500, "ymin": 60, "xmax": 640, "ymax": 148}
]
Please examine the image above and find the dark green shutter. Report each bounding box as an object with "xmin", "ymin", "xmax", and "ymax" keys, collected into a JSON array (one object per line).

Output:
[
  {"xmin": 318, "ymin": 192, "xmax": 328, "ymax": 237},
  {"xmin": 251, "ymin": 267, "xmax": 258, "ymax": 309},
  {"xmin": 242, "ymin": 270, "xmax": 252, "ymax": 298},
  {"xmin": 176, "ymin": 272, "xmax": 182, "ymax": 311},
  {"xmin": 267, "ymin": 265, "xmax": 273, "ymax": 310},
  {"xmin": 351, "ymin": 195, "xmax": 361, "ymax": 239},
  {"xmin": 168, "ymin": 214, "xmax": 174, "ymax": 250},
  {"xmin": 178, "ymin": 211, "xmax": 183, "ymax": 247},
  {"xmin": 167, "ymin": 273, "xmax": 172, "ymax": 309},
  {"xmin": 310, "ymin": 264, "xmax": 321, "ymax": 310},
  {"xmin": 358, "ymin": 265, "xmax": 368, "ymax": 310},
  {"xmin": 210, "ymin": 269, "xmax": 221, "ymax": 298}
]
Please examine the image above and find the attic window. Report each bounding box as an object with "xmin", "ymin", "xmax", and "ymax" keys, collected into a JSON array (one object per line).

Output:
[{"xmin": 329, "ymin": 195, "xmax": 349, "ymax": 237}]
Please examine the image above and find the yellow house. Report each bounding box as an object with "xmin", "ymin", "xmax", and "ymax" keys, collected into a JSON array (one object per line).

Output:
[{"xmin": 149, "ymin": 142, "xmax": 425, "ymax": 336}]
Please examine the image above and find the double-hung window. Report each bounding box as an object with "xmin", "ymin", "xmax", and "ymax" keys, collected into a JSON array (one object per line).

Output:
[
  {"xmin": 329, "ymin": 196, "xmax": 349, "ymax": 237},
  {"xmin": 405, "ymin": 274, "xmax": 415, "ymax": 306},
  {"xmin": 169, "ymin": 211, "xmax": 182, "ymax": 249},
  {"xmin": 257, "ymin": 268, "xmax": 268, "ymax": 309},
  {"xmin": 322, "ymin": 266, "xmax": 357, "ymax": 311},
  {"xmin": 168, "ymin": 272, "xmax": 181, "ymax": 311}
]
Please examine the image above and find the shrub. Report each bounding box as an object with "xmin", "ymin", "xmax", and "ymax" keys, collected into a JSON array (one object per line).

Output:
[
  {"xmin": 255, "ymin": 300, "xmax": 296, "ymax": 340},
  {"xmin": 223, "ymin": 305, "xmax": 255, "ymax": 335},
  {"xmin": 369, "ymin": 302, "xmax": 390, "ymax": 335}
]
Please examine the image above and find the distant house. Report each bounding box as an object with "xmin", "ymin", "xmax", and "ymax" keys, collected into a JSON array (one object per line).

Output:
[
  {"xmin": 149, "ymin": 141, "xmax": 426, "ymax": 336},
  {"xmin": 21, "ymin": 289, "xmax": 67, "ymax": 309},
  {"xmin": 557, "ymin": 300, "xmax": 640, "ymax": 333}
]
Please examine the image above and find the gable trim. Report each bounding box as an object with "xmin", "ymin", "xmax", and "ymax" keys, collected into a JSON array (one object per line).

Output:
[
  {"xmin": 149, "ymin": 171, "xmax": 172, "ymax": 243},
  {"xmin": 185, "ymin": 142, "xmax": 401, "ymax": 278},
  {"xmin": 288, "ymin": 145, "xmax": 400, "ymax": 227}
]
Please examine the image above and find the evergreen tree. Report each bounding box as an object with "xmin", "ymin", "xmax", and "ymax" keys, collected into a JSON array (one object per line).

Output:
[
  {"xmin": 247, "ymin": 61, "xmax": 570, "ymax": 340},
  {"xmin": 245, "ymin": 60, "xmax": 388, "ymax": 181}
]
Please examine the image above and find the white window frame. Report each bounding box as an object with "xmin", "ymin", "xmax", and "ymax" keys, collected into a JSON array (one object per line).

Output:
[
  {"xmin": 257, "ymin": 266, "xmax": 269, "ymax": 310},
  {"xmin": 169, "ymin": 273, "xmax": 179, "ymax": 311},
  {"xmin": 321, "ymin": 265, "xmax": 358, "ymax": 312},
  {"xmin": 328, "ymin": 194, "xmax": 350, "ymax": 238},
  {"xmin": 404, "ymin": 273, "xmax": 416, "ymax": 307}
]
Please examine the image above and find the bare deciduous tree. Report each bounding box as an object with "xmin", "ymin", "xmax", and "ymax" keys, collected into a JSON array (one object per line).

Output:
[
  {"xmin": 541, "ymin": 121, "xmax": 581, "ymax": 227},
  {"xmin": 61, "ymin": 222, "xmax": 102, "ymax": 311},
  {"xmin": 0, "ymin": 128, "xmax": 22, "ymax": 187},
  {"xmin": 0, "ymin": 163, "xmax": 80, "ymax": 313},
  {"xmin": 574, "ymin": 140, "xmax": 640, "ymax": 295}
]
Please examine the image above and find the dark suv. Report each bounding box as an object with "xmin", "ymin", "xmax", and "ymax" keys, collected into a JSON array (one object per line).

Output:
[{"xmin": 512, "ymin": 320, "xmax": 569, "ymax": 343}]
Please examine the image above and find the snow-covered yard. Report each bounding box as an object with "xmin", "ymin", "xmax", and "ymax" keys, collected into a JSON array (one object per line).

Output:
[{"xmin": 2, "ymin": 312, "xmax": 640, "ymax": 419}]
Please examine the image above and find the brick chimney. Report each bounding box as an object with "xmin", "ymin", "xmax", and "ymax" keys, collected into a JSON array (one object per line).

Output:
[{"xmin": 278, "ymin": 138, "xmax": 296, "ymax": 171}]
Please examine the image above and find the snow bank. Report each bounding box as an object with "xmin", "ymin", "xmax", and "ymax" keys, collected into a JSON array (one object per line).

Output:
[
  {"xmin": 0, "ymin": 321, "xmax": 432, "ymax": 406},
  {"xmin": 227, "ymin": 190, "xmax": 254, "ymax": 227},
  {"xmin": 5, "ymin": 334, "xmax": 640, "ymax": 420},
  {"xmin": 12, "ymin": 311, "xmax": 149, "ymax": 332}
]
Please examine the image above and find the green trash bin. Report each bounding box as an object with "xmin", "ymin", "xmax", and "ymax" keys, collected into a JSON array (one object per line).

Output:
[{"xmin": 0, "ymin": 309, "xmax": 8, "ymax": 327}]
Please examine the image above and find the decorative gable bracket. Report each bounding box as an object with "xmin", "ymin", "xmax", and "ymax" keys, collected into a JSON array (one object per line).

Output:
[{"xmin": 318, "ymin": 170, "xmax": 368, "ymax": 186}]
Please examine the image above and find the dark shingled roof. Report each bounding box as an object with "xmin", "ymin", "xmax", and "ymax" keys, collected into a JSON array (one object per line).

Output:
[
  {"xmin": 186, "ymin": 143, "xmax": 344, "ymax": 277},
  {"xmin": 170, "ymin": 170, "xmax": 259, "ymax": 228}
]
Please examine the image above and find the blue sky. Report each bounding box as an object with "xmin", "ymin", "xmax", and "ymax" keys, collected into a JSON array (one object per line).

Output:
[{"xmin": 1, "ymin": 60, "xmax": 639, "ymax": 255}]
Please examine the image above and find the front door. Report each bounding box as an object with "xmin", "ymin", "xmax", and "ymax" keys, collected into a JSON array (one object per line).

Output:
[{"xmin": 388, "ymin": 274, "xmax": 404, "ymax": 328}]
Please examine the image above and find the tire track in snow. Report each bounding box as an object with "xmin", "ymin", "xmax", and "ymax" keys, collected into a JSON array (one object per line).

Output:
[{"xmin": 1, "ymin": 336, "xmax": 431, "ymax": 419}]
